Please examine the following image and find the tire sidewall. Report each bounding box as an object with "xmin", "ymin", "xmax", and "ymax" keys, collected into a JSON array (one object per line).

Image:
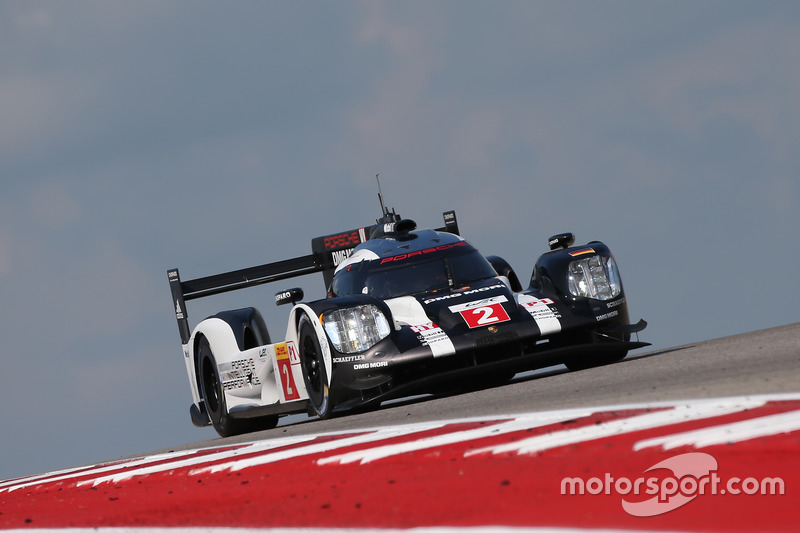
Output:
[
  {"xmin": 198, "ymin": 338, "xmax": 231, "ymax": 433},
  {"xmin": 298, "ymin": 314, "xmax": 333, "ymax": 418}
]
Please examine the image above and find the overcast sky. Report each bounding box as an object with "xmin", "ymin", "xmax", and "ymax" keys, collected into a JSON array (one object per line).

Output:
[{"xmin": 1, "ymin": 1, "xmax": 798, "ymax": 481}]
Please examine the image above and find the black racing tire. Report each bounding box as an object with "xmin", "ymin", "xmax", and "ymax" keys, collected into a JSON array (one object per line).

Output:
[
  {"xmin": 198, "ymin": 337, "xmax": 279, "ymax": 437},
  {"xmin": 298, "ymin": 314, "xmax": 335, "ymax": 419}
]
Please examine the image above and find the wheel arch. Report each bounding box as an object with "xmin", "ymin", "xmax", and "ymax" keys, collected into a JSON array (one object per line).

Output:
[
  {"xmin": 210, "ymin": 307, "xmax": 271, "ymax": 351},
  {"xmin": 486, "ymin": 255, "xmax": 523, "ymax": 292},
  {"xmin": 286, "ymin": 303, "xmax": 332, "ymax": 388},
  {"xmin": 190, "ymin": 317, "xmax": 242, "ymax": 403}
]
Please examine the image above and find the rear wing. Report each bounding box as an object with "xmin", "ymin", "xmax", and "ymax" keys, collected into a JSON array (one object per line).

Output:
[{"xmin": 168, "ymin": 210, "xmax": 458, "ymax": 344}]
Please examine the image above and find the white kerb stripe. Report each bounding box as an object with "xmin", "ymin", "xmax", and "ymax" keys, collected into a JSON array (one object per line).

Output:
[
  {"xmin": 191, "ymin": 422, "xmax": 449, "ymax": 475},
  {"xmin": 634, "ymin": 409, "xmax": 800, "ymax": 451},
  {"xmin": 465, "ymin": 400, "xmax": 766, "ymax": 457},
  {"xmin": 81, "ymin": 436, "xmax": 320, "ymax": 486},
  {"xmin": 318, "ymin": 412, "xmax": 596, "ymax": 465}
]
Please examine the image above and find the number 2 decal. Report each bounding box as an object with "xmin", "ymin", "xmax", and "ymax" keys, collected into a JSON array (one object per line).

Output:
[
  {"xmin": 282, "ymin": 364, "xmax": 294, "ymax": 396},
  {"xmin": 453, "ymin": 302, "xmax": 511, "ymax": 329},
  {"xmin": 276, "ymin": 342, "xmax": 301, "ymax": 401},
  {"xmin": 473, "ymin": 306, "xmax": 501, "ymax": 325}
]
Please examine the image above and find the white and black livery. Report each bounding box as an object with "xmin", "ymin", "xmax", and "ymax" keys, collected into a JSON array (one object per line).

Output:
[{"xmin": 168, "ymin": 201, "xmax": 648, "ymax": 437}]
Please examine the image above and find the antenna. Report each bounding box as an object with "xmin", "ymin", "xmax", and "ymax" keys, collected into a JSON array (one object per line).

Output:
[
  {"xmin": 375, "ymin": 173, "xmax": 399, "ymax": 224},
  {"xmin": 376, "ymin": 174, "xmax": 389, "ymax": 217}
]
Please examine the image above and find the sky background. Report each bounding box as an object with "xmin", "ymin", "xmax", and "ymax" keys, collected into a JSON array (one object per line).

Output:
[{"xmin": 1, "ymin": 1, "xmax": 798, "ymax": 481}]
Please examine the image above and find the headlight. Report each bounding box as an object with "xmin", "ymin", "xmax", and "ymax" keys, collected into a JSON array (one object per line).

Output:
[
  {"xmin": 567, "ymin": 255, "xmax": 621, "ymax": 300},
  {"xmin": 322, "ymin": 304, "xmax": 392, "ymax": 354}
]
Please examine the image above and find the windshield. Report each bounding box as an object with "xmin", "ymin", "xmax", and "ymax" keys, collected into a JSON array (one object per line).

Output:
[{"xmin": 331, "ymin": 248, "xmax": 498, "ymax": 300}]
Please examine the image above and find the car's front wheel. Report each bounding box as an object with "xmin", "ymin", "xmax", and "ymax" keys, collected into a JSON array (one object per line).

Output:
[{"xmin": 298, "ymin": 314, "xmax": 335, "ymax": 419}]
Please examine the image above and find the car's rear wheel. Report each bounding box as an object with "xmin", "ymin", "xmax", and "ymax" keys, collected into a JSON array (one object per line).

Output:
[
  {"xmin": 298, "ymin": 314, "xmax": 334, "ymax": 419},
  {"xmin": 198, "ymin": 337, "xmax": 278, "ymax": 437}
]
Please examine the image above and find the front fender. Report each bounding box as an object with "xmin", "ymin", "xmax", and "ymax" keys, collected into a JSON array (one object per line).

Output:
[{"xmin": 285, "ymin": 303, "xmax": 333, "ymax": 387}]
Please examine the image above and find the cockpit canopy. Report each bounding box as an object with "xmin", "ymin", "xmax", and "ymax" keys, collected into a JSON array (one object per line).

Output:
[{"xmin": 330, "ymin": 233, "xmax": 498, "ymax": 300}]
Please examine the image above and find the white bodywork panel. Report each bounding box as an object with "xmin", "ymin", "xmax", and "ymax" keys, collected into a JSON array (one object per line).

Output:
[
  {"xmin": 186, "ymin": 313, "xmax": 315, "ymax": 416},
  {"xmin": 383, "ymin": 296, "xmax": 428, "ymax": 329},
  {"xmin": 384, "ymin": 296, "xmax": 456, "ymax": 358},
  {"xmin": 516, "ymin": 293, "xmax": 562, "ymax": 336}
]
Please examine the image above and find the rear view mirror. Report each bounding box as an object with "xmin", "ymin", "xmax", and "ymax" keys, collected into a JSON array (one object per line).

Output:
[{"xmin": 275, "ymin": 287, "xmax": 304, "ymax": 306}]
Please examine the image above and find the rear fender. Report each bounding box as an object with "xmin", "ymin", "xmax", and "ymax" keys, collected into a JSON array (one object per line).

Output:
[
  {"xmin": 190, "ymin": 317, "xmax": 266, "ymax": 408},
  {"xmin": 191, "ymin": 317, "xmax": 242, "ymax": 368},
  {"xmin": 184, "ymin": 318, "xmax": 239, "ymax": 407},
  {"xmin": 208, "ymin": 307, "xmax": 271, "ymax": 351}
]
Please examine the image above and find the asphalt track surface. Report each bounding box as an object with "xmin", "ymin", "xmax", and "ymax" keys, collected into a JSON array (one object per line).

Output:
[{"xmin": 178, "ymin": 321, "xmax": 800, "ymax": 453}]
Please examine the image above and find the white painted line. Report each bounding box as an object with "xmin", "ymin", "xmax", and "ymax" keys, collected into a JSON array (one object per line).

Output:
[
  {"xmin": 82, "ymin": 434, "xmax": 321, "ymax": 486},
  {"xmin": 634, "ymin": 409, "xmax": 800, "ymax": 450},
  {"xmin": 318, "ymin": 414, "xmax": 589, "ymax": 465},
  {"xmin": 0, "ymin": 449, "xmax": 210, "ymax": 493},
  {"xmin": 192, "ymin": 421, "xmax": 450, "ymax": 475},
  {"xmin": 465, "ymin": 400, "xmax": 767, "ymax": 457}
]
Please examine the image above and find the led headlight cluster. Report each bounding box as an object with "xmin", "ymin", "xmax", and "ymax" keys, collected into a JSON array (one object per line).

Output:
[
  {"xmin": 567, "ymin": 255, "xmax": 621, "ymax": 301},
  {"xmin": 322, "ymin": 304, "xmax": 391, "ymax": 354}
]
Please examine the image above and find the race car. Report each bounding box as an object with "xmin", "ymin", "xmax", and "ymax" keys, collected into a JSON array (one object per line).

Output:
[{"xmin": 168, "ymin": 203, "xmax": 648, "ymax": 437}]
